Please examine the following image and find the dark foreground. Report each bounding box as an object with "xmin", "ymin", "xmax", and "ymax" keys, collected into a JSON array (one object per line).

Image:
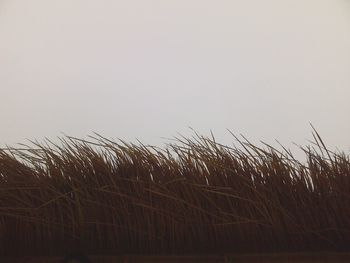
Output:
[
  {"xmin": 1, "ymin": 130, "xmax": 350, "ymax": 255},
  {"xmin": 2, "ymin": 253, "xmax": 350, "ymax": 263}
]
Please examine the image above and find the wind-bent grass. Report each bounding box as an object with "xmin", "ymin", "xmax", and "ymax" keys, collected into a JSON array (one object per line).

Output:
[{"xmin": 0, "ymin": 130, "xmax": 349, "ymax": 256}]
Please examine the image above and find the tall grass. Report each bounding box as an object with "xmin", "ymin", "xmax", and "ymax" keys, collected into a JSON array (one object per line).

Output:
[{"xmin": 0, "ymin": 130, "xmax": 349, "ymax": 256}]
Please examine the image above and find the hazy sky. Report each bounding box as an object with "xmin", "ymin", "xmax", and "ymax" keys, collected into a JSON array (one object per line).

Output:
[{"xmin": 0, "ymin": 0, "xmax": 349, "ymax": 153}]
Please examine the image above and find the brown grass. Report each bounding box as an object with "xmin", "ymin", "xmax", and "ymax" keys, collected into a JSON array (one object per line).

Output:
[{"xmin": 0, "ymin": 129, "xmax": 349, "ymax": 256}]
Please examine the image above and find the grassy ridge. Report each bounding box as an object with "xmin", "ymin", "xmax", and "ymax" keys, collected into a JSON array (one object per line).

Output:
[{"xmin": 0, "ymin": 130, "xmax": 349, "ymax": 256}]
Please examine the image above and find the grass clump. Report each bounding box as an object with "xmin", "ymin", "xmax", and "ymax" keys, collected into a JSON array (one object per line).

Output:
[{"xmin": 0, "ymin": 129, "xmax": 349, "ymax": 256}]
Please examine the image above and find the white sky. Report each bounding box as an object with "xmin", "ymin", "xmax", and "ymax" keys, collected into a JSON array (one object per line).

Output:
[{"xmin": 0, "ymin": 0, "xmax": 349, "ymax": 154}]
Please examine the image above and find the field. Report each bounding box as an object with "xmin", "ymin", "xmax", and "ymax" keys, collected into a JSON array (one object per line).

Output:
[{"xmin": 0, "ymin": 128, "xmax": 349, "ymax": 258}]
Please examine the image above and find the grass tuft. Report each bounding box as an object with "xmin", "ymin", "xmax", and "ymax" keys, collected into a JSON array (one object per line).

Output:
[{"xmin": 0, "ymin": 131, "xmax": 349, "ymax": 256}]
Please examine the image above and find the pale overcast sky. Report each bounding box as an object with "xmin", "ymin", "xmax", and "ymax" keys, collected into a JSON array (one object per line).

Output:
[{"xmin": 0, "ymin": 0, "xmax": 349, "ymax": 153}]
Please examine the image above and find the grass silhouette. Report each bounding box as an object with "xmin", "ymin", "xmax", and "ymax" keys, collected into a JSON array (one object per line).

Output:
[{"xmin": 0, "ymin": 128, "xmax": 349, "ymax": 256}]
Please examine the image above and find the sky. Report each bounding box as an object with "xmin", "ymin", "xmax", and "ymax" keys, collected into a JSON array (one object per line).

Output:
[{"xmin": 0, "ymin": 0, "xmax": 349, "ymax": 156}]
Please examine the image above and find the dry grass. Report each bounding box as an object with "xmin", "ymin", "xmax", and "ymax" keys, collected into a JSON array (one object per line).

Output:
[{"xmin": 0, "ymin": 129, "xmax": 349, "ymax": 256}]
